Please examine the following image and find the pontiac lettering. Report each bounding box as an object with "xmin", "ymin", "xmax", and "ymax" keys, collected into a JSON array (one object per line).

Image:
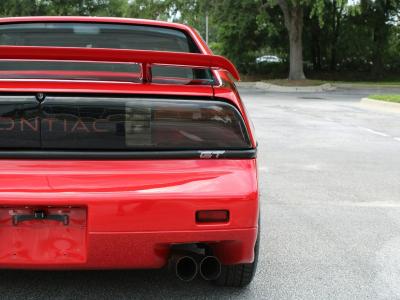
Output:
[{"xmin": 0, "ymin": 117, "xmax": 111, "ymax": 133}]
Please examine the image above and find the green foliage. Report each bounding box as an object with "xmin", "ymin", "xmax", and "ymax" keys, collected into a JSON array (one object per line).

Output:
[
  {"xmin": 169, "ymin": 0, "xmax": 211, "ymax": 37},
  {"xmin": 124, "ymin": 0, "xmax": 171, "ymax": 20},
  {"xmin": 0, "ymin": 0, "xmax": 399, "ymax": 79},
  {"xmin": 210, "ymin": 0, "xmax": 265, "ymax": 72},
  {"xmin": 0, "ymin": 0, "xmax": 46, "ymax": 16},
  {"xmin": 0, "ymin": 0, "xmax": 125, "ymax": 16}
]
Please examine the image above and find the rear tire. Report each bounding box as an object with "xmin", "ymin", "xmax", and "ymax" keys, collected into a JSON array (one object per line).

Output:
[{"xmin": 214, "ymin": 225, "xmax": 260, "ymax": 287}]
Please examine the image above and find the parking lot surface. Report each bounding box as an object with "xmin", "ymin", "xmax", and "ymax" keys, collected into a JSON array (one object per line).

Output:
[{"xmin": 2, "ymin": 87, "xmax": 400, "ymax": 299}]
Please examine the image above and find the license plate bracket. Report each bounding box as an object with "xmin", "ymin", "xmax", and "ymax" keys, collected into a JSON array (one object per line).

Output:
[{"xmin": 0, "ymin": 206, "xmax": 87, "ymax": 265}]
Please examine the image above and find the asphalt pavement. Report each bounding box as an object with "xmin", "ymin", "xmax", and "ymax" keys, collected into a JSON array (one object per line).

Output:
[{"xmin": 1, "ymin": 87, "xmax": 400, "ymax": 299}]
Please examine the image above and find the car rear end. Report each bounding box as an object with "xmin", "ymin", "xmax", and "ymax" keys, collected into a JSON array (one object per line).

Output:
[{"xmin": 0, "ymin": 17, "xmax": 259, "ymax": 287}]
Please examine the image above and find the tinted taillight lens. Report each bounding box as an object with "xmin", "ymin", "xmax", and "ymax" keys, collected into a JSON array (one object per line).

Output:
[
  {"xmin": 40, "ymin": 97, "xmax": 251, "ymax": 150},
  {"xmin": 0, "ymin": 96, "xmax": 40, "ymax": 148},
  {"xmin": 196, "ymin": 210, "xmax": 229, "ymax": 223}
]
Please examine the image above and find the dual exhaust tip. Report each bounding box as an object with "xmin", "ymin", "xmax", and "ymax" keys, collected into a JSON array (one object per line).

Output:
[{"xmin": 172, "ymin": 254, "xmax": 221, "ymax": 282}]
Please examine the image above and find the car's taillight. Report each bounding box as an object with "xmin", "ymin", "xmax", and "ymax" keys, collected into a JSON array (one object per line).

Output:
[
  {"xmin": 0, "ymin": 96, "xmax": 40, "ymax": 148},
  {"xmin": 40, "ymin": 97, "xmax": 252, "ymax": 150}
]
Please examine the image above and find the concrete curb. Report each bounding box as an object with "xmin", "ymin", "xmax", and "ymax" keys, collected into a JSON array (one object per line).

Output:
[
  {"xmin": 360, "ymin": 98, "xmax": 400, "ymax": 114},
  {"xmin": 253, "ymin": 82, "xmax": 336, "ymax": 93}
]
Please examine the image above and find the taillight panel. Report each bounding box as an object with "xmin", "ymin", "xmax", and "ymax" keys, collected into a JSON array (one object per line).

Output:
[
  {"xmin": 40, "ymin": 96, "xmax": 252, "ymax": 151},
  {"xmin": 0, "ymin": 95, "xmax": 252, "ymax": 152},
  {"xmin": 0, "ymin": 96, "xmax": 40, "ymax": 148}
]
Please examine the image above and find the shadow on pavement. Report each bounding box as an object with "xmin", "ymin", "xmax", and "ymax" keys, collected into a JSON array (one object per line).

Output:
[{"xmin": 0, "ymin": 269, "xmax": 252, "ymax": 299}]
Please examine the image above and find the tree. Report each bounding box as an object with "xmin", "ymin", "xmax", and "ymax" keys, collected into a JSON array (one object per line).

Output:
[
  {"xmin": 212, "ymin": 0, "xmax": 266, "ymax": 73},
  {"xmin": 269, "ymin": 0, "xmax": 327, "ymax": 80},
  {"xmin": 0, "ymin": 0, "xmax": 48, "ymax": 16},
  {"xmin": 306, "ymin": 7, "xmax": 322, "ymax": 71},
  {"xmin": 329, "ymin": 0, "xmax": 347, "ymax": 71},
  {"xmin": 124, "ymin": 0, "xmax": 171, "ymax": 20},
  {"xmin": 360, "ymin": 0, "xmax": 400, "ymax": 78},
  {"xmin": 169, "ymin": 0, "xmax": 211, "ymax": 38},
  {"xmin": 276, "ymin": 0, "xmax": 305, "ymax": 80},
  {"xmin": 0, "ymin": 0, "xmax": 125, "ymax": 17},
  {"xmin": 172, "ymin": 0, "xmax": 267, "ymax": 74}
]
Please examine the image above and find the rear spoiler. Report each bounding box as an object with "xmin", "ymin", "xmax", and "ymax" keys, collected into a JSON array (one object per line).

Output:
[{"xmin": 0, "ymin": 46, "xmax": 240, "ymax": 82}]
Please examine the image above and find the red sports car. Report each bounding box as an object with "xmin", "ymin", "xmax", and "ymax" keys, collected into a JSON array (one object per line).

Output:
[{"xmin": 0, "ymin": 16, "xmax": 259, "ymax": 287}]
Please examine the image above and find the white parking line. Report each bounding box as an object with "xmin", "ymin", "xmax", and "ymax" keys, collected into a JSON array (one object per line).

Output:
[
  {"xmin": 394, "ymin": 137, "xmax": 400, "ymax": 142},
  {"xmin": 358, "ymin": 126, "xmax": 389, "ymax": 137}
]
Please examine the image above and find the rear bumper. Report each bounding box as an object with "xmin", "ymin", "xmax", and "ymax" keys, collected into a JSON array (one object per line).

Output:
[
  {"xmin": 0, "ymin": 159, "xmax": 259, "ymax": 269},
  {"xmin": 1, "ymin": 228, "xmax": 257, "ymax": 269}
]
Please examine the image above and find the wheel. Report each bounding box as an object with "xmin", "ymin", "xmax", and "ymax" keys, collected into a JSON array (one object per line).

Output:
[{"xmin": 214, "ymin": 224, "xmax": 260, "ymax": 287}]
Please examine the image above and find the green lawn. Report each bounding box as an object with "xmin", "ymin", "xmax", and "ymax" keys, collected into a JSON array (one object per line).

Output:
[
  {"xmin": 368, "ymin": 94, "xmax": 400, "ymax": 103},
  {"xmin": 259, "ymin": 79, "xmax": 400, "ymax": 87}
]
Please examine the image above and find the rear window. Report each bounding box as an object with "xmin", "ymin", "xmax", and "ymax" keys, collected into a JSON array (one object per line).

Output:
[
  {"xmin": 0, "ymin": 22, "xmax": 196, "ymax": 52},
  {"xmin": 0, "ymin": 22, "xmax": 210, "ymax": 83}
]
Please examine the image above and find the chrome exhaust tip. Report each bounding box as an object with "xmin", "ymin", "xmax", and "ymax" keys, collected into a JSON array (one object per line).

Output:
[{"xmin": 199, "ymin": 256, "xmax": 221, "ymax": 280}]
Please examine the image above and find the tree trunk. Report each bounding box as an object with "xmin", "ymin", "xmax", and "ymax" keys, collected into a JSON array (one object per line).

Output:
[
  {"xmin": 278, "ymin": 0, "xmax": 305, "ymax": 80},
  {"xmin": 330, "ymin": 0, "xmax": 338, "ymax": 71},
  {"xmin": 311, "ymin": 20, "xmax": 322, "ymax": 71},
  {"xmin": 330, "ymin": 0, "xmax": 344, "ymax": 71},
  {"xmin": 330, "ymin": 39, "xmax": 338, "ymax": 71},
  {"xmin": 371, "ymin": 7, "xmax": 389, "ymax": 79},
  {"xmin": 371, "ymin": 24, "xmax": 386, "ymax": 79},
  {"xmin": 288, "ymin": 18, "xmax": 305, "ymax": 79}
]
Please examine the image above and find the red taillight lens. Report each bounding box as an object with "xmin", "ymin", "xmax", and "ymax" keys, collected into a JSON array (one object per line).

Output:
[{"xmin": 196, "ymin": 210, "xmax": 229, "ymax": 223}]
